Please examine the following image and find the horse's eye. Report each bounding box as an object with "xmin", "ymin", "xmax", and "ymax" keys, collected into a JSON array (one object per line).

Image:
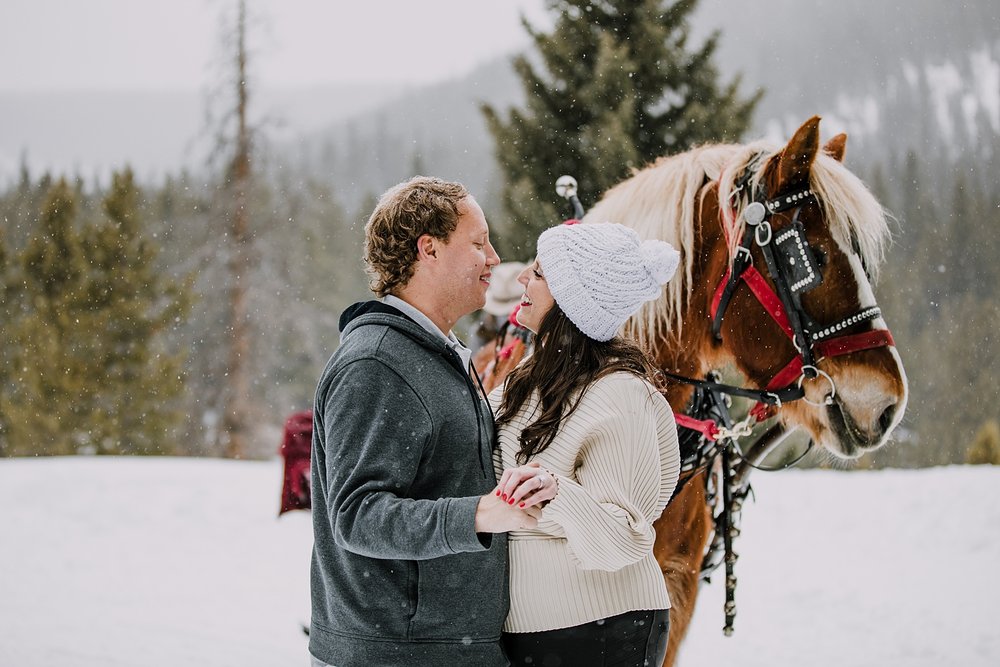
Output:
[{"xmin": 813, "ymin": 248, "xmax": 827, "ymax": 270}]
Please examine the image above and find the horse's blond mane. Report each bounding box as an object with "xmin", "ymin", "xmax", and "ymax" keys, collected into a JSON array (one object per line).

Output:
[{"xmin": 583, "ymin": 141, "xmax": 892, "ymax": 351}]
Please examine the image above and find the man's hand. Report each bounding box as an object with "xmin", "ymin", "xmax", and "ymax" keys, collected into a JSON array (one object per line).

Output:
[{"xmin": 474, "ymin": 492, "xmax": 541, "ymax": 533}]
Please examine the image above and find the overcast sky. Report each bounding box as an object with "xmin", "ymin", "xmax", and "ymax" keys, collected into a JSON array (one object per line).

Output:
[{"xmin": 0, "ymin": 0, "xmax": 549, "ymax": 92}]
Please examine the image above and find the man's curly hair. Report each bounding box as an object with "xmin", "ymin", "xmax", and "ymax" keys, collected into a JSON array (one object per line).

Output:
[{"xmin": 364, "ymin": 176, "xmax": 470, "ymax": 297}]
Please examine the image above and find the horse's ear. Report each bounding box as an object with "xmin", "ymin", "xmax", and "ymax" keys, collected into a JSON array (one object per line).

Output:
[
  {"xmin": 775, "ymin": 116, "xmax": 821, "ymax": 191},
  {"xmin": 823, "ymin": 133, "xmax": 847, "ymax": 162}
]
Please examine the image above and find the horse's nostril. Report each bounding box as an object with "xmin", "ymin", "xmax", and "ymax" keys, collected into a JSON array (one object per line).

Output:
[{"xmin": 877, "ymin": 403, "xmax": 896, "ymax": 435}]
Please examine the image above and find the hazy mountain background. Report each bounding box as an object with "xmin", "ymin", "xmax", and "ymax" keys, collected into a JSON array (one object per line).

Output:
[{"xmin": 4, "ymin": 0, "xmax": 995, "ymax": 211}]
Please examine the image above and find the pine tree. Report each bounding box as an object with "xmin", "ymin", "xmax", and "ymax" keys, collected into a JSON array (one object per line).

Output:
[
  {"xmin": 6, "ymin": 179, "xmax": 92, "ymax": 454},
  {"xmin": 967, "ymin": 419, "xmax": 1000, "ymax": 465},
  {"xmin": 897, "ymin": 151, "xmax": 940, "ymax": 333},
  {"xmin": 80, "ymin": 168, "xmax": 193, "ymax": 454},
  {"xmin": 0, "ymin": 231, "xmax": 12, "ymax": 455},
  {"xmin": 483, "ymin": 0, "xmax": 761, "ymax": 256},
  {"xmin": 212, "ymin": 0, "xmax": 257, "ymax": 458}
]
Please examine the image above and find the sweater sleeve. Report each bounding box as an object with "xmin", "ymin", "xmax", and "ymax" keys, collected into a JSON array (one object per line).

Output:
[
  {"xmin": 539, "ymin": 375, "xmax": 680, "ymax": 571},
  {"xmin": 319, "ymin": 357, "xmax": 486, "ymax": 560}
]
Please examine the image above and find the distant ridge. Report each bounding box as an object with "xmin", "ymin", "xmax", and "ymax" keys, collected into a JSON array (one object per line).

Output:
[
  {"xmin": 2, "ymin": 0, "xmax": 996, "ymax": 191},
  {"xmin": 0, "ymin": 83, "xmax": 406, "ymax": 185}
]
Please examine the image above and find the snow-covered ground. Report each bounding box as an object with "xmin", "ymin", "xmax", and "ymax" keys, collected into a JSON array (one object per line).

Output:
[{"xmin": 1, "ymin": 457, "xmax": 997, "ymax": 666}]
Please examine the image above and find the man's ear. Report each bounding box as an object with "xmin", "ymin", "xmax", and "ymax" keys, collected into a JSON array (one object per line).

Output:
[{"xmin": 416, "ymin": 234, "xmax": 438, "ymax": 261}]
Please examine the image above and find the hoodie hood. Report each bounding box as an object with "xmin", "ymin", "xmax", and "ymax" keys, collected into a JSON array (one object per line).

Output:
[{"xmin": 339, "ymin": 300, "xmax": 454, "ymax": 359}]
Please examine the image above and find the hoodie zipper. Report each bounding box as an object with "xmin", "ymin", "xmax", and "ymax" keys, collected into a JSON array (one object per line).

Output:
[{"xmin": 443, "ymin": 348, "xmax": 491, "ymax": 477}]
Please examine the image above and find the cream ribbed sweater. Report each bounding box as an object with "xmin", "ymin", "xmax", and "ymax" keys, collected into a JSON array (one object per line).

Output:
[{"xmin": 490, "ymin": 371, "xmax": 681, "ymax": 633}]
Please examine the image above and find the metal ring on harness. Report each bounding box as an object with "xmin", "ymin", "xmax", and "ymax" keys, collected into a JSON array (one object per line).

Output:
[
  {"xmin": 743, "ymin": 201, "xmax": 767, "ymax": 226},
  {"xmin": 797, "ymin": 366, "xmax": 836, "ymax": 407}
]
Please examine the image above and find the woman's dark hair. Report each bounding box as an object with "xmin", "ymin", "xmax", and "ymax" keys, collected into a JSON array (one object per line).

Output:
[{"xmin": 496, "ymin": 303, "xmax": 663, "ymax": 463}]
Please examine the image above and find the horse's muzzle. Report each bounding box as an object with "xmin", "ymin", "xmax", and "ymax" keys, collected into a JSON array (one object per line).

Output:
[{"xmin": 827, "ymin": 395, "xmax": 899, "ymax": 457}]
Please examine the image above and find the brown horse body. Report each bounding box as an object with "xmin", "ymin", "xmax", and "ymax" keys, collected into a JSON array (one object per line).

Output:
[{"xmin": 480, "ymin": 117, "xmax": 908, "ymax": 666}]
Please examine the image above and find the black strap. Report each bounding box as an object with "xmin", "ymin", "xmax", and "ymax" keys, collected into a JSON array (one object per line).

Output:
[
  {"xmin": 711, "ymin": 224, "xmax": 755, "ymax": 339},
  {"xmin": 469, "ymin": 359, "xmax": 496, "ymax": 424},
  {"xmin": 662, "ymin": 371, "xmax": 804, "ymax": 405}
]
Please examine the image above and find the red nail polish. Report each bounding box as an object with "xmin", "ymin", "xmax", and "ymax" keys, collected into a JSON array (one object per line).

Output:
[
  {"xmin": 519, "ymin": 503, "xmax": 525, "ymax": 508},
  {"xmin": 501, "ymin": 494, "xmax": 507, "ymax": 501},
  {"xmin": 495, "ymin": 490, "xmax": 501, "ymax": 496},
  {"xmin": 508, "ymin": 498, "xmax": 515, "ymax": 505}
]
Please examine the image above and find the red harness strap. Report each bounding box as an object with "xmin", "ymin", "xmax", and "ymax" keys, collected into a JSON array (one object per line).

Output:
[
  {"xmin": 674, "ymin": 413, "xmax": 721, "ymax": 441},
  {"xmin": 815, "ymin": 328, "xmax": 895, "ymax": 358},
  {"xmin": 765, "ymin": 328, "xmax": 896, "ymax": 391},
  {"xmin": 712, "ymin": 265, "xmax": 795, "ymax": 341}
]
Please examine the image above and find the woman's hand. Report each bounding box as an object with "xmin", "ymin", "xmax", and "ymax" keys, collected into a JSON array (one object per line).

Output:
[{"xmin": 497, "ymin": 463, "xmax": 559, "ymax": 510}]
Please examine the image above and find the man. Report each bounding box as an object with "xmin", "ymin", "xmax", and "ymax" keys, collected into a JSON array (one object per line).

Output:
[{"xmin": 310, "ymin": 177, "xmax": 537, "ymax": 667}]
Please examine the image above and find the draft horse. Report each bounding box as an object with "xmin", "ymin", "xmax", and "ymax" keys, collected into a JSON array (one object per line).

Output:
[{"xmin": 577, "ymin": 116, "xmax": 906, "ymax": 666}]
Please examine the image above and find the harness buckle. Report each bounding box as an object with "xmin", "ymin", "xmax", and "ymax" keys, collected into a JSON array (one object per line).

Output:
[
  {"xmin": 735, "ymin": 246, "xmax": 753, "ymax": 265},
  {"xmin": 716, "ymin": 416, "xmax": 755, "ymax": 442},
  {"xmin": 754, "ymin": 220, "xmax": 772, "ymax": 246}
]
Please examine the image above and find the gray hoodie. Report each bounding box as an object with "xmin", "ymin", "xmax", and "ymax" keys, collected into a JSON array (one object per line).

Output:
[{"xmin": 309, "ymin": 301, "xmax": 509, "ymax": 667}]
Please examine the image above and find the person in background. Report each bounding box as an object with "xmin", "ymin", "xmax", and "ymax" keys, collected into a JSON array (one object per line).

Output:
[
  {"xmin": 472, "ymin": 261, "xmax": 532, "ymax": 393},
  {"xmin": 309, "ymin": 176, "xmax": 547, "ymax": 667},
  {"xmin": 491, "ymin": 222, "xmax": 682, "ymax": 667}
]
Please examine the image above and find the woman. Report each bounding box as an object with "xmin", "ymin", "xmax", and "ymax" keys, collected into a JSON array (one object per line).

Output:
[{"xmin": 492, "ymin": 222, "xmax": 682, "ymax": 667}]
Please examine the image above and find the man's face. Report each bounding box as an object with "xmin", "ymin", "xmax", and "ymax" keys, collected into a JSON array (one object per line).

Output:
[{"xmin": 436, "ymin": 197, "xmax": 501, "ymax": 319}]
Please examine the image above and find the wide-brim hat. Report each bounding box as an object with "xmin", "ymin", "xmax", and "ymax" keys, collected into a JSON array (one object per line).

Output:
[{"xmin": 484, "ymin": 261, "xmax": 527, "ymax": 317}]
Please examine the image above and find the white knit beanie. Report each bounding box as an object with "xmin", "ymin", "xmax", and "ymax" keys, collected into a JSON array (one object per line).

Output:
[{"xmin": 536, "ymin": 222, "xmax": 680, "ymax": 341}]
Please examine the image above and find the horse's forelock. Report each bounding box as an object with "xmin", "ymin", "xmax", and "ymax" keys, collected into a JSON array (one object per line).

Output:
[
  {"xmin": 810, "ymin": 154, "xmax": 891, "ymax": 282},
  {"xmin": 721, "ymin": 145, "xmax": 891, "ymax": 280}
]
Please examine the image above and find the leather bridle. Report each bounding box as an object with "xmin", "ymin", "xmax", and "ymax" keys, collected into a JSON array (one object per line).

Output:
[{"xmin": 705, "ymin": 162, "xmax": 895, "ymax": 416}]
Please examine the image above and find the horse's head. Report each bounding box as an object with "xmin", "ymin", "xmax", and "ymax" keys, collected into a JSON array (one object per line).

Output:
[
  {"xmin": 588, "ymin": 116, "xmax": 907, "ymax": 460},
  {"xmin": 713, "ymin": 117, "xmax": 908, "ymax": 458}
]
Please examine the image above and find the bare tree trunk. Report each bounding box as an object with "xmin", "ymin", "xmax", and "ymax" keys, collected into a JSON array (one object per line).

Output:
[{"xmin": 222, "ymin": 0, "xmax": 251, "ymax": 459}]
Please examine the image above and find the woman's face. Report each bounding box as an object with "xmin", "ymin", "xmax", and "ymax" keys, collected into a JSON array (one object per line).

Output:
[{"xmin": 515, "ymin": 260, "xmax": 555, "ymax": 333}]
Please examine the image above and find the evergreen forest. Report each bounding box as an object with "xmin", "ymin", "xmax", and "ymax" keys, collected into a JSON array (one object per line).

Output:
[{"xmin": 1, "ymin": 0, "xmax": 997, "ymax": 467}]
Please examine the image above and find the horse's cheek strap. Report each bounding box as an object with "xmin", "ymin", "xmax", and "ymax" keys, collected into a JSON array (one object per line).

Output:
[{"xmin": 710, "ymin": 268, "xmax": 732, "ymax": 334}]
